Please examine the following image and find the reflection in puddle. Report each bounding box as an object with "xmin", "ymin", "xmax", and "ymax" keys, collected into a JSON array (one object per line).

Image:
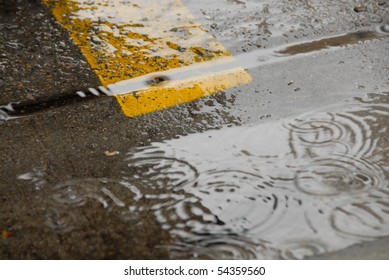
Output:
[
  {"xmin": 277, "ymin": 31, "xmax": 379, "ymax": 55},
  {"xmin": 41, "ymin": 93, "xmax": 388, "ymax": 258}
]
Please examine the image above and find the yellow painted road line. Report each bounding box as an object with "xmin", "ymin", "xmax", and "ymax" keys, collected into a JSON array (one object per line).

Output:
[{"xmin": 42, "ymin": 0, "xmax": 251, "ymax": 117}]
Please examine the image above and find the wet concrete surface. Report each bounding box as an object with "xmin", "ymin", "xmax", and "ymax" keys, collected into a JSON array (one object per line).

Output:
[
  {"xmin": 0, "ymin": 0, "xmax": 388, "ymax": 259},
  {"xmin": 307, "ymin": 235, "xmax": 389, "ymax": 259}
]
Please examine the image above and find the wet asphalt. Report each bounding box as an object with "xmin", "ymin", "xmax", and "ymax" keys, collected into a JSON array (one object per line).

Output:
[{"xmin": 0, "ymin": 0, "xmax": 388, "ymax": 259}]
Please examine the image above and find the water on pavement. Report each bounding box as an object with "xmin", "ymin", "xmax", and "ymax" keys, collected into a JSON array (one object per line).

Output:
[{"xmin": 1, "ymin": 0, "xmax": 388, "ymax": 259}]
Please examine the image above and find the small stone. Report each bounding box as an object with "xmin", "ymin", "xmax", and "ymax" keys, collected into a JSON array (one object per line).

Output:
[
  {"xmin": 287, "ymin": 80, "xmax": 294, "ymax": 85},
  {"xmin": 204, "ymin": 100, "xmax": 215, "ymax": 106},
  {"xmin": 354, "ymin": 5, "xmax": 367, "ymax": 13},
  {"xmin": 104, "ymin": 151, "xmax": 120, "ymax": 156},
  {"xmin": 16, "ymin": 83, "xmax": 24, "ymax": 89},
  {"xmin": 294, "ymin": 87, "xmax": 301, "ymax": 92}
]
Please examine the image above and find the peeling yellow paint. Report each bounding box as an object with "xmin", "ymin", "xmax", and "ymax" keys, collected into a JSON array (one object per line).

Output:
[
  {"xmin": 116, "ymin": 68, "xmax": 251, "ymax": 117},
  {"xmin": 42, "ymin": 0, "xmax": 251, "ymax": 117}
]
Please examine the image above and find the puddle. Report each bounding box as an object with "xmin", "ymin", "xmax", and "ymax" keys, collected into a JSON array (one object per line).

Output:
[
  {"xmin": 17, "ymin": 168, "xmax": 46, "ymax": 190},
  {"xmin": 3, "ymin": 0, "xmax": 388, "ymax": 260},
  {"xmin": 43, "ymin": 178, "xmax": 143, "ymax": 233},
  {"xmin": 125, "ymin": 92, "xmax": 388, "ymax": 258},
  {"xmin": 34, "ymin": 92, "xmax": 388, "ymax": 259}
]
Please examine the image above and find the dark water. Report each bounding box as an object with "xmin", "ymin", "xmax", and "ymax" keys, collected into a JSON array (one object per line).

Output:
[{"xmin": 34, "ymin": 92, "xmax": 388, "ymax": 259}]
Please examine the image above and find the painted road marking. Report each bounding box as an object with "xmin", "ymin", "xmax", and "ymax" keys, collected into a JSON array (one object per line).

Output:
[
  {"xmin": 2, "ymin": 22, "xmax": 384, "ymax": 121},
  {"xmin": 42, "ymin": 0, "xmax": 251, "ymax": 117}
]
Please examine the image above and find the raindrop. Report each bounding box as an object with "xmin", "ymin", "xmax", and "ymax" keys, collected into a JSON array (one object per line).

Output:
[
  {"xmin": 45, "ymin": 178, "xmax": 144, "ymax": 232},
  {"xmin": 126, "ymin": 153, "xmax": 199, "ymax": 191},
  {"xmin": 330, "ymin": 196, "xmax": 389, "ymax": 239},
  {"xmin": 376, "ymin": 21, "xmax": 389, "ymax": 34},
  {"xmin": 45, "ymin": 208, "xmax": 76, "ymax": 233},
  {"xmin": 168, "ymin": 235, "xmax": 276, "ymax": 259},
  {"xmin": 295, "ymin": 155, "xmax": 386, "ymax": 196},
  {"xmin": 279, "ymin": 239, "xmax": 328, "ymax": 259},
  {"xmin": 285, "ymin": 110, "xmax": 375, "ymax": 159}
]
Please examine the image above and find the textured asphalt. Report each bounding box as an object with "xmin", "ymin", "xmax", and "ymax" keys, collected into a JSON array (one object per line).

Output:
[{"xmin": 1, "ymin": 0, "xmax": 388, "ymax": 259}]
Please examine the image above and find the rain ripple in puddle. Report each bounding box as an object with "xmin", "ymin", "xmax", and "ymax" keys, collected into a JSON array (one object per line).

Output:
[
  {"xmin": 45, "ymin": 178, "xmax": 144, "ymax": 233},
  {"xmin": 123, "ymin": 93, "xmax": 388, "ymax": 259},
  {"xmin": 285, "ymin": 110, "xmax": 377, "ymax": 159},
  {"xmin": 295, "ymin": 155, "xmax": 385, "ymax": 196},
  {"xmin": 42, "ymin": 93, "xmax": 388, "ymax": 259}
]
